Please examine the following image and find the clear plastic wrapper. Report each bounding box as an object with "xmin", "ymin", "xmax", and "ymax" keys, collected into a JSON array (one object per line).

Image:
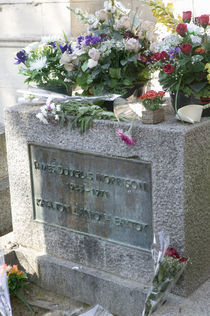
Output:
[
  {"xmin": 79, "ymin": 304, "xmax": 113, "ymax": 316},
  {"xmin": 0, "ymin": 249, "xmax": 12, "ymax": 316},
  {"xmin": 142, "ymin": 232, "xmax": 188, "ymax": 316}
]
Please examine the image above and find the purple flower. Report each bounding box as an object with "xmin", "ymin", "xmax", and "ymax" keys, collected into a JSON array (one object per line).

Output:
[
  {"xmin": 14, "ymin": 50, "xmax": 27, "ymax": 64},
  {"xmin": 169, "ymin": 47, "xmax": 181, "ymax": 59},
  {"xmin": 139, "ymin": 55, "xmax": 151, "ymax": 63},
  {"xmin": 50, "ymin": 41, "xmax": 57, "ymax": 48},
  {"xmin": 59, "ymin": 43, "xmax": 72, "ymax": 54},
  {"xmin": 116, "ymin": 129, "xmax": 135, "ymax": 146}
]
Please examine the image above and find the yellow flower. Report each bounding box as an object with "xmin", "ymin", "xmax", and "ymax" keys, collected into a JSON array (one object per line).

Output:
[
  {"xmin": 146, "ymin": 0, "xmax": 182, "ymax": 32},
  {"xmin": 207, "ymin": 74, "xmax": 210, "ymax": 84},
  {"xmin": 205, "ymin": 63, "xmax": 210, "ymax": 73}
]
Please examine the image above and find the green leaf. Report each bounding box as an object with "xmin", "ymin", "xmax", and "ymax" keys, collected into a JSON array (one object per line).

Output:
[
  {"xmin": 120, "ymin": 59, "xmax": 127, "ymax": 66},
  {"xmin": 109, "ymin": 68, "xmax": 121, "ymax": 79},
  {"xmin": 190, "ymin": 62, "xmax": 204, "ymax": 73},
  {"xmin": 81, "ymin": 61, "xmax": 89, "ymax": 72},
  {"xmin": 122, "ymin": 79, "xmax": 132, "ymax": 86},
  {"xmin": 190, "ymin": 82, "xmax": 207, "ymax": 92}
]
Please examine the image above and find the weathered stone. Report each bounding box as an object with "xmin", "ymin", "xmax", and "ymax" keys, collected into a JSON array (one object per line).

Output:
[{"xmin": 4, "ymin": 104, "xmax": 210, "ymax": 315}]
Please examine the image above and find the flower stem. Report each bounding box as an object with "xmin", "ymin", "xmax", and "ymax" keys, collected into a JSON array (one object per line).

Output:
[{"xmin": 175, "ymin": 77, "xmax": 183, "ymax": 122}]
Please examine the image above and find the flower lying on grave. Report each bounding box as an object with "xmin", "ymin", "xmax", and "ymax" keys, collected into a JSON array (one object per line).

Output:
[
  {"xmin": 139, "ymin": 90, "xmax": 165, "ymax": 111},
  {"xmin": 142, "ymin": 233, "xmax": 189, "ymax": 316},
  {"xmin": 116, "ymin": 128, "xmax": 135, "ymax": 146},
  {"xmin": 5, "ymin": 264, "xmax": 33, "ymax": 312}
]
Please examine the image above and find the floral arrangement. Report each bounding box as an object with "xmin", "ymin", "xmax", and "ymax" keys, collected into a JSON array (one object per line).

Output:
[
  {"xmin": 139, "ymin": 90, "xmax": 165, "ymax": 111},
  {"xmin": 5, "ymin": 264, "xmax": 33, "ymax": 312},
  {"xmin": 149, "ymin": 9, "xmax": 210, "ymax": 106},
  {"xmin": 142, "ymin": 233, "xmax": 189, "ymax": 316},
  {"xmin": 0, "ymin": 262, "xmax": 12, "ymax": 316},
  {"xmin": 15, "ymin": 36, "xmax": 74, "ymax": 95},
  {"xmin": 62, "ymin": 0, "xmax": 157, "ymax": 96}
]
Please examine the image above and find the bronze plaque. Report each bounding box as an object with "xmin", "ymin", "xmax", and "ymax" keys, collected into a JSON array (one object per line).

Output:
[{"xmin": 29, "ymin": 144, "xmax": 153, "ymax": 250}]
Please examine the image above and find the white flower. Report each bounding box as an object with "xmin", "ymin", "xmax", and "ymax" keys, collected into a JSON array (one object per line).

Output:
[
  {"xmin": 87, "ymin": 59, "xmax": 98, "ymax": 68},
  {"xmin": 104, "ymin": 0, "xmax": 116, "ymax": 13},
  {"xmin": 95, "ymin": 9, "xmax": 107, "ymax": 21},
  {"xmin": 125, "ymin": 38, "xmax": 140, "ymax": 53},
  {"xmin": 56, "ymin": 104, "xmax": 61, "ymax": 112},
  {"xmin": 29, "ymin": 56, "xmax": 47, "ymax": 71},
  {"xmin": 24, "ymin": 42, "xmax": 40, "ymax": 53},
  {"xmin": 36, "ymin": 112, "xmax": 48, "ymax": 124},
  {"xmin": 190, "ymin": 35, "xmax": 202, "ymax": 44},
  {"xmin": 55, "ymin": 115, "xmax": 59, "ymax": 121},
  {"xmin": 88, "ymin": 47, "xmax": 100, "ymax": 61},
  {"xmin": 60, "ymin": 52, "xmax": 72, "ymax": 65},
  {"xmin": 114, "ymin": 16, "xmax": 131, "ymax": 30},
  {"xmin": 187, "ymin": 23, "xmax": 203, "ymax": 35},
  {"xmin": 64, "ymin": 64, "xmax": 75, "ymax": 71},
  {"xmin": 41, "ymin": 35, "xmax": 61, "ymax": 43},
  {"xmin": 152, "ymin": 34, "xmax": 182, "ymax": 52}
]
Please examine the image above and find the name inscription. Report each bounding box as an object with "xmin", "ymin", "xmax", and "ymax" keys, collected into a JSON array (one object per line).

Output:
[{"xmin": 29, "ymin": 144, "xmax": 153, "ymax": 250}]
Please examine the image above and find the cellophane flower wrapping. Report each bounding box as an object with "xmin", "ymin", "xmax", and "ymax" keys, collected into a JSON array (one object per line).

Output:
[
  {"xmin": 142, "ymin": 232, "xmax": 188, "ymax": 316},
  {"xmin": 0, "ymin": 249, "xmax": 12, "ymax": 316}
]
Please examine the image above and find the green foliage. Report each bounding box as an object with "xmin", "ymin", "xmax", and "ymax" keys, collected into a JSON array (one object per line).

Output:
[{"xmin": 56, "ymin": 100, "xmax": 123, "ymax": 133}]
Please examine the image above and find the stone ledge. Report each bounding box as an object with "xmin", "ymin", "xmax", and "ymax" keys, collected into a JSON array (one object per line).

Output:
[
  {"xmin": 0, "ymin": 179, "xmax": 12, "ymax": 236},
  {"xmin": 13, "ymin": 247, "xmax": 148, "ymax": 316}
]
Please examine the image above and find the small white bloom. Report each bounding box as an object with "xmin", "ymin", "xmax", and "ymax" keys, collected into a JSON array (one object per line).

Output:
[
  {"xmin": 55, "ymin": 114, "xmax": 59, "ymax": 121},
  {"xmin": 87, "ymin": 59, "xmax": 98, "ymax": 69},
  {"xmin": 190, "ymin": 35, "xmax": 202, "ymax": 44},
  {"xmin": 36, "ymin": 112, "xmax": 48, "ymax": 124},
  {"xmin": 64, "ymin": 63, "xmax": 75, "ymax": 71},
  {"xmin": 125, "ymin": 38, "xmax": 140, "ymax": 53},
  {"xmin": 104, "ymin": 0, "xmax": 115, "ymax": 13},
  {"xmin": 95, "ymin": 9, "xmax": 107, "ymax": 21},
  {"xmin": 88, "ymin": 47, "xmax": 100, "ymax": 61},
  {"xmin": 56, "ymin": 104, "xmax": 61, "ymax": 112},
  {"xmin": 29, "ymin": 56, "xmax": 47, "ymax": 71}
]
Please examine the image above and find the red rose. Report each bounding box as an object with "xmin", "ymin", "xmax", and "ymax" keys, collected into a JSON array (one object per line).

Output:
[
  {"xmin": 163, "ymin": 64, "xmax": 175, "ymax": 74},
  {"xmin": 180, "ymin": 257, "xmax": 188, "ymax": 263},
  {"xmin": 166, "ymin": 248, "xmax": 180, "ymax": 259},
  {"xmin": 176, "ymin": 23, "xmax": 188, "ymax": 36},
  {"xmin": 182, "ymin": 11, "xmax": 192, "ymax": 22},
  {"xmin": 194, "ymin": 47, "xmax": 206, "ymax": 54},
  {"xmin": 146, "ymin": 90, "xmax": 157, "ymax": 99},
  {"xmin": 180, "ymin": 43, "xmax": 192, "ymax": 54},
  {"xmin": 197, "ymin": 14, "xmax": 209, "ymax": 26},
  {"xmin": 160, "ymin": 51, "xmax": 169, "ymax": 61},
  {"xmin": 151, "ymin": 52, "xmax": 161, "ymax": 62}
]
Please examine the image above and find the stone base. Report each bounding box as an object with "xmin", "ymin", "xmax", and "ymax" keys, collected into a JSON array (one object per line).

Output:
[
  {"xmin": 0, "ymin": 178, "xmax": 12, "ymax": 236},
  {"xmin": 142, "ymin": 108, "xmax": 165, "ymax": 124},
  {"xmin": 9, "ymin": 247, "xmax": 147, "ymax": 316}
]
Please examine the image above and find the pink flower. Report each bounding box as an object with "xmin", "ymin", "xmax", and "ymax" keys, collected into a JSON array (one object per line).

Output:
[{"xmin": 116, "ymin": 129, "xmax": 135, "ymax": 146}]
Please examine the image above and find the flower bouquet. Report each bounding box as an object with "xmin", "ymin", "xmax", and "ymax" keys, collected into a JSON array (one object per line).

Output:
[
  {"xmin": 139, "ymin": 90, "xmax": 165, "ymax": 123},
  {"xmin": 63, "ymin": 0, "xmax": 157, "ymax": 97},
  {"xmin": 148, "ymin": 4, "xmax": 210, "ymax": 115},
  {"xmin": 0, "ymin": 250, "xmax": 12, "ymax": 316},
  {"xmin": 15, "ymin": 36, "xmax": 74, "ymax": 95},
  {"xmin": 142, "ymin": 232, "xmax": 189, "ymax": 316}
]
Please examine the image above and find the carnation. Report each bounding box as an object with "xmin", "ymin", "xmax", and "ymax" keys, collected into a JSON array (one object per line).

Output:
[
  {"xmin": 163, "ymin": 64, "xmax": 175, "ymax": 74},
  {"xmin": 180, "ymin": 43, "xmax": 192, "ymax": 54},
  {"xmin": 176, "ymin": 23, "xmax": 188, "ymax": 36}
]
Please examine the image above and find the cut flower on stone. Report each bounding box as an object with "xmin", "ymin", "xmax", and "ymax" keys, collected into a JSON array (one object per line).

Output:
[
  {"xmin": 142, "ymin": 232, "xmax": 189, "ymax": 316},
  {"xmin": 116, "ymin": 128, "xmax": 135, "ymax": 146}
]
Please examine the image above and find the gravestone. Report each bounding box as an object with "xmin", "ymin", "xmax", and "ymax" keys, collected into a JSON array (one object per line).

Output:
[
  {"xmin": 4, "ymin": 103, "xmax": 210, "ymax": 316},
  {"xmin": 0, "ymin": 124, "xmax": 12, "ymax": 236}
]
